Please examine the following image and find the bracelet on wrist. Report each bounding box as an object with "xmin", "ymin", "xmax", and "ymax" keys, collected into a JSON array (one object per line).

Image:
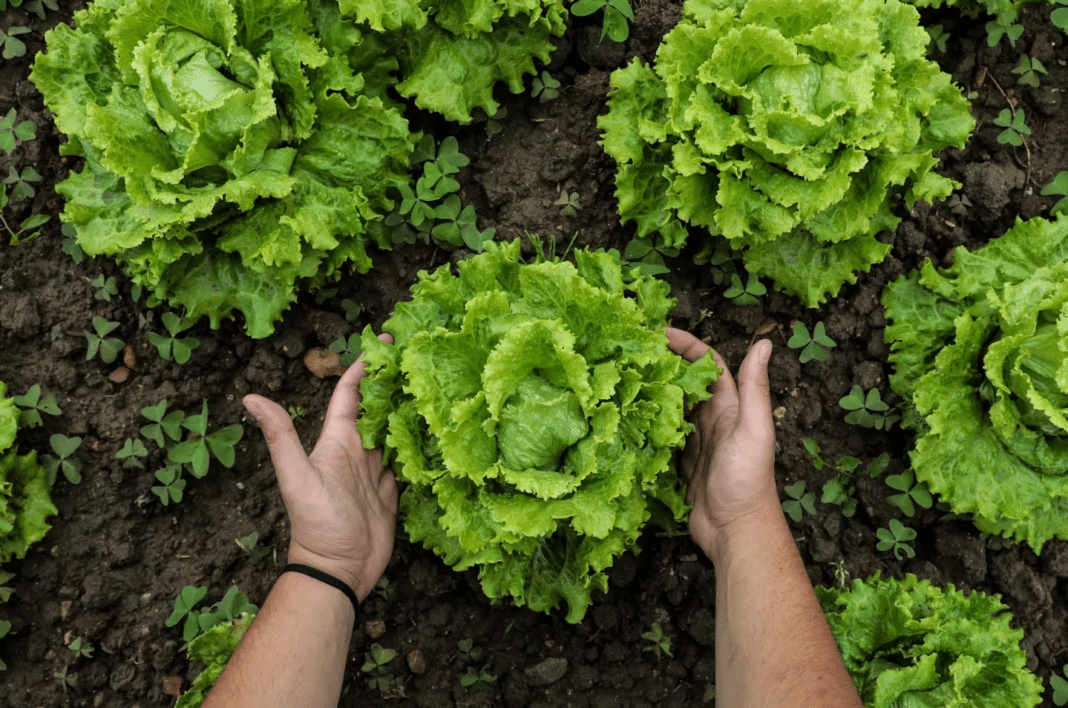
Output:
[{"xmin": 281, "ymin": 563, "xmax": 360, "ymax": 616}]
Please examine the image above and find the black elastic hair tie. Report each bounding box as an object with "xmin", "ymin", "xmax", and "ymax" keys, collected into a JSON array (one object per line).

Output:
[{"xmin": 281, "ymin": 563, "xmax": 360, "ymax": 616}]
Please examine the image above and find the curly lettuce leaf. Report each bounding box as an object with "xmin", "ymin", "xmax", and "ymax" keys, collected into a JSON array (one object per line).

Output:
[
  {"xmin": 176, "ymin": 613, "xmax": 256, "ymax": 708},
  {"xmin": 0, "ymin": 383, "xmax": 16, "ymax": 454},
  {"xmin": 0, "ymin": 450, "xmax": 58, "ymax": 565},
  {"xmin": 818, "ymin": 574, "xmax": 1042, "ymax": 708},
  {"xmin": 883, "ymin": 215, "xmax": 1068, "ymax": 550},
  {"xmin": 360, "ymin": 239, "xmax": 719, "ymax": 622}
]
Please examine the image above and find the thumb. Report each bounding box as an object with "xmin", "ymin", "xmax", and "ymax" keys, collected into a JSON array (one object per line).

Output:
[
  {"xmin": 737, "ymin": 339, "xmax": 774, "ymax": 436},
  {"xmin": 243, "ymin": 394, "xmax": 309, "ymax": 479}
]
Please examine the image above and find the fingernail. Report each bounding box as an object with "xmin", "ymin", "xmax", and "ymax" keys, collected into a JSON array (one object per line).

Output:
[{"xmin": 759, "ymin": 339, "xmax": 772, "ymax": 363}]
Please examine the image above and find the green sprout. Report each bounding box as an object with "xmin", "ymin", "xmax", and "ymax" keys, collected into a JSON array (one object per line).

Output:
[
  {"xmin": 237, "ymin": 532, "xmax": 274, "ymax": 565},
  {"xmin": 68, "ymin": 637, "xmax": 93, "ymax": 659},
  {"xmin": 116, "ymin": 438, "xmax": 148, "ymax": 469},
  {"xmin": 839, "ymin": 385, "xmax": 898, "ymax": 430},
  {"xmin": 54, "ymin": 666, "xmax": 77, "ymax": 691},
  {"xmin": 84, "ymin": 317, "xmax": 124, "ymax": 364},
  {"xmin": 287, "ymin": 405, "xmax": 309, "ymax": 425},
  {"xmin": 329, "ymin": 333, "xmax": 362, "ymax": 368},
  {"xmin": 531, "ymin": 71, "xmax": 561, "ymax": 103},
  {"xmin": 3, "ymin": 165, "xmax": 41, "ymax": 202},
  {"xmin": 166, "ymin": 585, "xmax": 256, "ymax": 643},
  {"xmin": 621, "ymin": 238, "xmax": 672, "ymax": 277},
  {"xmin": 782, "ymin": 481, "xmax": 816, "ymax": 522},
  {"xmin": 0, "ymin": 108, "xmax": 35, "ymax": 155},
  {"xmin": 0, "ymin": 570, "xmax": 14, "ymax": 603},
  {"xmin": 0, "ymin": 183, "xmax": 48, "ymax": 245},
  {"xmin": 1054, "ymin": 1, "xmax": 1068, "ymax": 34},
  {"xmin": 641, "ymin": 622, "xmax": 674, "ymax": 659},
  {"xmin": 0, "ymin": 25, "xmax": 29, "ymax": 60},
  {"xmin": 885, "ymin": 469, "xmax": 933, "ymax": 517},
  {"xmin": 1042, "ymin": 171, "xmax": 1068, "ymax": 216},
  {"xmin": 570, "ymin": 0, "xmax": 634, "ymax": 42},
  {"xmin": 362, "ymin": 643, "xmax": 398, "ymax": 693},
  {"xmin": 986, "ymin": 11, "xmax": 1024, "ymax": 47},
  {"xmin": 945, "ymin": 193, "xmax": 972, "ymax": 217},
  {"xmin": 926, "ymin": 24, "xmax": 948, "ymax": 52},
  {"xmin": 151, "ymin": 465, "xmax": 186, "ymax": 505},
  {"xmin": 457, "ymin": 638, "xmax": 483, "ymax": 666},
  {"xmin": 13, "ymin": 384, "xmax": 61, "ymax": 428},
  {"xmin": 60, "ymin": 223, "xmax": 84, "ymax": 264},
  {"xmin": 801, "ymin": 437, "xmax": 825, "ymax": 470},
  {"xmin": 787, "ymin": 321, "xmax": 836, "ymax": 364},
  {"xmin": 1013, "ymin": 55, "xmax": 1047, "ymax": 88},
  {"xmin": 876, "ymin": 519, "xmax": 917, "ymax": 560},
  {"xmin": 165, "ymin": 585, "xmax": 208, "ymax": 641},
  {"xmin": 90, "ymin": 274, "xmax": 118, "ymax": 302},
  {"xmin": 994, "ymin": 108, "xmax": 1030, "ymax": 146},
  {"xmin": 341, "ymin": 299, "xmax": 363, "ymax": 324},
  {"xmin": 431, "ymin": 194, "xmax": 490, "ymax": 250},
  {"xmin": 821, "ymin": 456, "xmax": 862, "ymax": 518},
  {"xmin": 43, "ymin": 433, "xmax": 83, "ymax": 485},
  {"xmin": 461, "ymin": 665, "xmax": 498, "ymax": 691},
  {"xmin": 140, "ymin": 400, "xmax": 186, "ymax": 449},
  {"xmin": 166, "ymin": 401, "xmax": 244, "ymax": 478},
  {"xmin": 554, "ymin": 189, "xmax": 582, "ymax": 218},
  {"xmin": 1051, "ymin": 664, "xmax": 1068, "ymax": 706},
  {"xmin": 146, "ymin": 312, "xmax": 201, "ymax": 364},
  {"xmin": 724, "ymin": 271, "xmax": 767, "ymax": 306}
]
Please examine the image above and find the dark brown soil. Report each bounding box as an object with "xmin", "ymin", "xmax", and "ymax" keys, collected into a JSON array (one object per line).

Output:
[{"xmin": 1, "ymin": 1, "xmax": 1067, "ymax": 706}]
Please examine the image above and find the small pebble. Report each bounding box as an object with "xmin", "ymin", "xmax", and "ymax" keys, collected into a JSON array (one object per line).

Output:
[
  {"xmin": 364, "ymin": 619, "xmax": 386, "ymax": 640},
  {"xmin": 406, "ymin": 649, "xmax": 426, "ymax": 674}
]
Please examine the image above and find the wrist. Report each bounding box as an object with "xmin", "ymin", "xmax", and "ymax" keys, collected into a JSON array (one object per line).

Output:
[
  {"xmin": 286, "ymin": 543, "xmax": 373, "ymax": 602},
  {"xmin": 707, "ymin": 502, "xmax": 792, "ymax": 567}
]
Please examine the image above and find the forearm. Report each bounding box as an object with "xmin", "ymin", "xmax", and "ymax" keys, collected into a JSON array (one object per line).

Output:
[
  {"xmin": 203, "ymin": 572, "xmax": 355, "ymax": 708},
  {"xmin": 711, "ymin": 508, "xmax": 862, "ymax": 708}
]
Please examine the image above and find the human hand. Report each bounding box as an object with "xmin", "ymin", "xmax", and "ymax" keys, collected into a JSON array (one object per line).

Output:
[
  {"xmin": 242, "ymin": 335, "xmax": 398, "ymax": 602},
  {"xmin": 666, "ymin": 328, "xmax": 781, "ymax": 564}
]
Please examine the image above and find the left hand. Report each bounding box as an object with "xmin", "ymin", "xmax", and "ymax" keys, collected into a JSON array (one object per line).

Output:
[{"xmin": 242, "ymin": 335, "xmax": 398, "ymax": 602}]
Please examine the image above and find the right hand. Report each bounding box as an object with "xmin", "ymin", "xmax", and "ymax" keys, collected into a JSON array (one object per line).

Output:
[{"xmin": 666, "ymin": 329, "xmax": 782, "ymax": 563}]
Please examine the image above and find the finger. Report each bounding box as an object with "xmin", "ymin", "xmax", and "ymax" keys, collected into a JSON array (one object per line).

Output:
[
  {"xmin": 323, "ymin": 332, "xmax": 394, "ymax": 430},
  {"xmin": 243, "ymin": 394, "xmax": 310, "ymax": 480},
  {"xmin": 665, "ymin": 327, "xmax": 709, "ymax": 363},
  {"xmin": 378, "ymin": 469, "xmax": 399, "ymax": 512},
  {"xmin": 708, "ymin": 348, "xmax": 738, "ymax": 415},
  {"xmin": 736, "ymin": 339, "xmax": 774, "ymax": 435}
]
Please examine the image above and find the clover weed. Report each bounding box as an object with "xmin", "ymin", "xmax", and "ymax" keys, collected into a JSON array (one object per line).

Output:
[
  {"xmin": 0, "ymin": 25, "xmax": 29, "ymax": 60},
  {"xmin": 68, "ymin": 637, "xmax": 93, "ymax": 659},
  {"xmin": 641, "ymin": 622, "xmax": 674, "ymax": 659},
  {"xmin": 329, "ymin": 334, "xmax": 362, "ymax": 368},
  {"xmin": 782, "ymin": 481, "xmax": 816, "ymax": 522},
  {"xmin": 1013, "ymin": 55, "xmax": 1047, "ymax": 88},
  {"xmin": 0, "ymin": 183, "xmax": 47, "ymax": 245},
  {"xmin": 116, "ymin": 438, "xmax": 148, "ymax": 469},
  {"xmin": 994, "ymin": 108, "xmax": 1030, "ymax": 146},
  {"xmin": 1052, "ymin": 664, "xmax": 1068, "ymax": 706},
  {"xmin": 84, "ymin": 317, "xmax": 124, "ymax": 364},
  {"xmin": 167, "ymin": 401, "xmax": 243, "ymax": 478},
  {"xmin": 0, "ymin": 570, "xmax": 13, "ymax": 603},
  {"xmin": 839, "ymin": 385, "xmax": 898, "ymax": 430},
  {"xmin": 461, "ymin": 664, "xmax": 498, "ymax": 691},
  {"xmin": 13, "ymin": 384, "xmax": 60, "ymax": 428},
  {"xmin": 146, "ymin": 312, "xmax": 201, "ymax": 364},
  {"xmin": 531, "ymin": 71, "xmax": 560, "ymax": 103},
  {"xmin": 876, "ymin": 519, "xmax": 917, "ymax": 560},
  {"xmin": 166, "ymin": 585, "xmax": 256, "ymax": 643},
  {"xmin": 986, "ymin": 11, "xmax": 1024, "ymax": 47},
  {"xmin": 140, "ymin": 400, "xmax": 186, "ymax": 449},
  {"xmin": 885, "ymin": 469, "xmax": 934, "ymax": 517},
  {"xmin": 0, "ymin": 108, "xmax": 34, "ymax": 155},
  {"xmin": 43, "ymin": 433, "xmax": 82, "ymax": 485},
  {"xmin": 90, "ymin": 274, "xmax": 117, "ymax": 302},
  {"xmin": 788, "ymin": 321, "xmax": 836, "ymax": 364},
  {"xmin": 724, "ymin": 272, "xmax": 766, "ymax": 306},
  {"xmin": 1042, "ymin": 171, "xmax": 1068, "ymax": 216},
  {"xmin": 362, "ymin": 643, "xmax": 398, "ymax": 693},
  {"xmin": 571, "ymin": 0, "xmax": 634, "ymax": 42},
  {"xmin": 151, "ymin": 465, "xmax": 185, "ymax": 505},
  {"xmin": 1054, "ymin": 1, "xmax": 1068, "ymax": 34},
  {"xmin": 3, "ymin": 165, "xmax": 40, "ymax": 202},
  {"xmin": 555, "ymin": 189, "xmax": 581, "ymax": 218}
]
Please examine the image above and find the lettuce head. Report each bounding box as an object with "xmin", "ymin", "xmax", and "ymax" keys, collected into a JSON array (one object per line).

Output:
[
  {"xmin": 884, "ymin": 215, "xmax": 1068, "ymax": 551},
  {"xmin": 599, "ymin": 0, "xmax": 975, "ymax": 306},
  {"xmin": 818, "ymin": 574, "xmax": 1042, "ymax": 707},
  {"xmin": 31, "ymin": 0, "xmax": 413, "ymax": 337},
  {"xmin": 358, "ymin": 239, "xmax": 720, "ymax": 621},
  {"xmin": 0, "ymin": 383, "xmax": 58, "ymax": 564}
]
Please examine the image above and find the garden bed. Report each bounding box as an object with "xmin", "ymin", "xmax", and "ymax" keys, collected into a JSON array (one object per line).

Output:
[{"xmin": 1, "ymin": 0, "xmax": 1067, "ymax": 706}]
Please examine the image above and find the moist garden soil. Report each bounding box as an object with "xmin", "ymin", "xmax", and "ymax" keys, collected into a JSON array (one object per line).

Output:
[{"xmin": 2, "ymin": 1, "xmax": 1068, "ymax": 706}]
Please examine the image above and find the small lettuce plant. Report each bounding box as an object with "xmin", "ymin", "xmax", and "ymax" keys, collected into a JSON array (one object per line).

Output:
[
  {"xmin": 599, "ymin": 0, "xmax": 975, "ymax": 306},
  {"xmin": 883, "ymin": 215, "xmax": 1068, "ymax": 551},
  {"xmin": 818, "ymin": 574, "xmax": 1042, "ymax": 706},
  {"xmin": 358, "ymin": 239, "xmax": 719, "ymax": 622}
]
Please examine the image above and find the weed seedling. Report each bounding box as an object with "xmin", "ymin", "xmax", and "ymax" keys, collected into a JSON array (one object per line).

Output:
[
  {"xmin": 801, "ymin": 437, "xmax": 824, "ymax": 470},
  {"xmin": 1055, "ymin": 1, "xmax": 1068, "ymax": 34},
  {"xmin": 3, "ymin": 165, "xmax": 41, "ymax": 202},
  {"xmin": 926, "ymin": 24, "xmax": 948, "ymax": 52},
  {"xmin": 461, "ymin": 665, "xmax": 498, "ymax": 691},
  {"xmin": 531, "ymin": 71, "xmax": 561, "ymax": 103},
  {"xmin": 0, "ymin": 184, "xmax": 48, "ymax": 245},
  {"xmin": 13, "ymin": 384, "xmax": 61, "ymax": 428},
  {"xmin": 0, "ymin": 25, "xmax": 29, "ymax": 60},
  {"xmin": 788, "ymin": 321, "xmax": 836, "ymax": 364},
  {"xmin": 375, "ymin": 577, "xmax": 395, "ymax": 601},
  {"xmin": 724, "ymin": 271, "xmax": 766, "ymax": 306},
  {"xmin": 839, "ymin": 385, "xmax": 898, "ymax": 430},
  {"xmin": 146, "ymin": 312, "xmax": 201, "ymax": 364},
  {"xmin": 140, "ymin": 400, "xmax": 186, "ymax": 449},
  {"xmin": 431, "ymin": 194, "xmax": 480, "ymax": 248},
  {"xmin": 1013, "ymin": 55, "xmax": 1047, "ymax": 88},
  {"xmin": 151, "ymin": 465, "xmax": 186, "ymax": 505},
  {"xmin": 60, "ymin": 224, "xmax": 85, "ymax": 264},
  {"xmin": 1051, "ymin": 664, "xmax": 1068, "ymax": 706},
  {"xmin": 167, "ymin": 401, "xmax": 244, "ymax": 478},
  {"xmin": 194, "ymin": 586, "xmax": 257, "ymax": 636},
  {"xmin": 84, "ymin": 317, "xmax": 124, "ymax": 364},
  {"xmin": 571, "ymin": 0, "xmax": 634, "ymax": 41},
  {"xmin": 329, "ymin": 334, "xmax": 362, "ymax": 368},
  {"xmin": 698, "ymin": 238, "xmax": 738, "ymax": 285},
  {"xmin": 945, "ymin": 193, "xmax": 972, "ymax": 217},
  {"xmin": 782, "ymin": 481, "xmax": 816, "ymax": 522},
  {"xmin": 885, "ymin": 469, "xmax": 933, "ymax": 517},
  {"xmin": 362, "ymin": 643, "xmax": 398, "ymax": 693},
  {"xmin": 54, "ymin": 665, "xmax": 77, "ymax": 691},
  {"xmin": 341, "ymin": 299, "xmax": 362, "ymax": 324},
  {"xmin": 986, "ymin": 11, "xmax": 1024, "ymax": 47},
  {"xmin": 554, "ymin": 189, "xmax": 581, "ymax": 218},
  {"xmin": 0, "ymin": 108, "xmax": 35, "ymax": 155},
  {"xmin": 43, "ymin": 434, "xmax": 83, "ymax": 485},
  {"xmin": 622, "ymin": 238, "xmax": 672, "ymax": 277},
  {"xmin": 994, "ymin": 108, "xmax": 1030, "ymax": 146},
  {"xmin": 0, "ymin": 570, "xmax": 14, "ymax": 603},
  {"xmin": 1042, "ymin": 171, "xmax": 1068, "ymax": 216},
  {"xmin": 472, "ymin": 105, "xmax": 508, "ymax": 138},
  {"xmin": 116, "ymin": 438, "xmax": 148, "ymax": 468},
  {"xmin": 641, "ymin": 622, "xmax": 674, "ymax": 659},
  {"xmin": 457, "ymin": 638, "xmax": 483, "ymax": 666},
  {"xmin": 237, "ymin": 532, "xmax": 274, "ymax": 565},
  {"xmin": 68, "ymin": 637, "xmax": 93, "ymax": 659},
  {"xmin": 89, "ymin": 274, "xmax": 117, "ymax": 302},
  {"xmin": 287, "ymin": 405, "xmax": 308, "ymax": 425},
  {"xmin": 876, "ymin": 519, "xmax": 917, "ymax": 560}
]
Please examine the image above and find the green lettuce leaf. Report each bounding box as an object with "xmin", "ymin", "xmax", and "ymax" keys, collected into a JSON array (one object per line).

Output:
[
  {"xmin": 0, "ymin": 449, "xmax": 58, "ymax": 565},
  {"xmin": 0, "ymin": 383, "xmax": 17, "ymax": 454},
  {"xmin": 176, "ymin": 613, "xmax": 256, "ymax": 708},
  {"xmin": 600, "ymin": 0, "xmax": 975, "ymax": 306},
  {"xmin": 360, "ymin": 239, "xmax": 719, "ymax": 622},
  {"xmin": 883, "ymin": 215, "xmax": 1068, "ymax": 551},
  {"xmin": 31, "ymin": 0, "xmax": 413, "ymax": 337},
  {"xmin": 818, "ymin": 574, "xmax": 1042, "ymax": 708}
]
